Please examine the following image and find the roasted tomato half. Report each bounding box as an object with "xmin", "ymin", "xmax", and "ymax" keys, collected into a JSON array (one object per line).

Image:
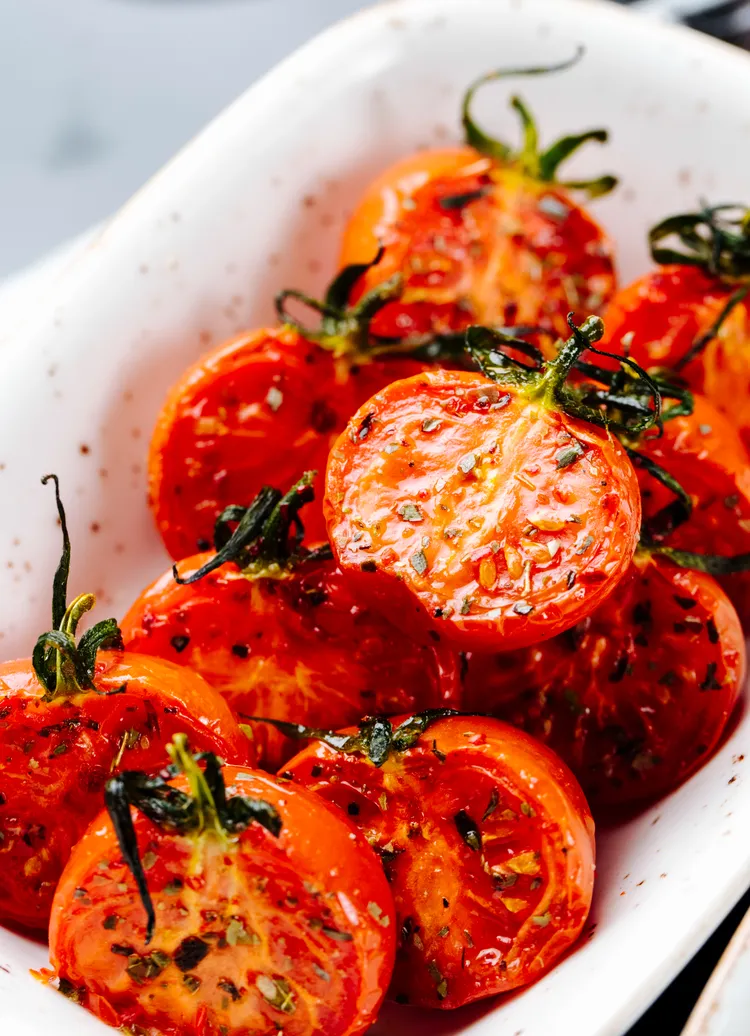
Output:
[
  {"xmin": 632, "ymin": 390, "xmax": 750, "ymax": 624},
  {"xmin": 49, "ymin": 740, "xmax": 395, "ymax": 1036},
  {"xmin": 0, "ymin": 653, "xmax": 249, "ymax": 933},
  {"xmin": 324, "ymin": 319, "xmax": 642, "ymax": 651},
  {"xmin": 600, "ymin": 206, "xmax": 750, "ymax": 451},
  {"xmin": 283, "ymin": 712, "xmax": 595, "ymax": 1009},
  {"xmin": 463, "ymin": 552, "xmax": 745, "ymax": 808},
  {"xmin": 122, "ymin": 477, "xmax": 459, "ymax": 769},
  {"xmin": 340, "ymin": 62, "xmax": 617, "ymax": 341},
  {"xmin": 148, "ymin": 257, "xmax": 431, "ymax": 560},
  {"xmin": 0, "ymin": 477, "xmax": 249, "ymax": 932}
]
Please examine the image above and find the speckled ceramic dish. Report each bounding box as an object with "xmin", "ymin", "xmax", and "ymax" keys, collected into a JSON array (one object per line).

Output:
[{"xmin": 1, "ymin": 1, "xmax": 750, "ymax": 1033}]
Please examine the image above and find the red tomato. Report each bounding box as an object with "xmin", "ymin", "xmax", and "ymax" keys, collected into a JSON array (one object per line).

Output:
[
  {"xmin": 283, "ymin": 713, "xmax": 595, "ymax": 1009},
  {"xmin": 342, "ymin": 153, "xmax": 616, "ymax": 342},
  {"xmin": 0, "ymin": 651, "xmax": 249, "ymax": 932},
  {"xmin": 121, "ymin": 555, "xmax": 459, "ymax": 769},
  {"xmin": 0, "ymin": 475, "xmax": 250, "ymax": 932},
  {"xmin": 632, "ymin": 391, "xmax": 750, "ymax": 624},
  {"xmin": 324, "ymin": 322, "xmax": 642, "ymax": 652},
  {"xmin": 463, "ymin": 553, "xmax": 745, "ymax": 808},
  {"xmin": 340, "ymin": 63, "xmax": 617, "ymax": 341},
  {"xmin": 148, "ymin": 324, "xmax": 428, "ymax": 561},
  {"xmin": 123, "ymin": 476, "xmax": 459, "ymax": 768},
  {"xmin": 600, "ymin": 204, "xmax": 750, "ymax": 451},
  {"xmin": 49, "ymin": 751, "xmax": 395, "ymax": 1036}
]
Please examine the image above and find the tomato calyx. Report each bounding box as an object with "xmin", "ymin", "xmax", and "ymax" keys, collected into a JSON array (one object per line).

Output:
[
  {"xmin": 649, "ymin": 204, "xmax": 750, "ymax": 369},
  {"xmin": 275, "ymin": 248, "xmax": 470, "ymax": 363},
  {"xmin": 173, "ymin": 471, "xmax": 332, "ymax": 586},
  {"xmin": 467, "ymin": 314, "xmax": 664, "ymax": 435},
  {"xmin": 461, "ymin": 50, "xmax": 617, "ymax": 199},
  {"xmin": 105, "ymin": 733, "xmax": 282, "ymax": 943},
  {"xmin": 248, "ymin": 708, "xmax": 463, "ymax": 767},
  {"xmin": 277, "ymin": 246, "xmax": 435, "ymax": 362},
  {"xmin": 32, "ymin": 475, "xmax": 123, "ymax": 701},
  {"xmin": 650, "ymin": 203, "xmax": 750, "ymax": 284}
]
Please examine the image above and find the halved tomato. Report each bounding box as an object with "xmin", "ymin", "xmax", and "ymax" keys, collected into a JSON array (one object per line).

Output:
[
  {"xmin": 49, "ymin": 737, "xmax": 395, "ymax": 1036},
  {"xmin": 324, "ymin": 318, "xmax": 643, "ymax": 651},
  {"xmin": 282, "ymin": 712, "xmax": 595, "ymax": 1009},
  {"xmin": 341, "ymin": 58, "xmax": 617, "ymax": 341}
]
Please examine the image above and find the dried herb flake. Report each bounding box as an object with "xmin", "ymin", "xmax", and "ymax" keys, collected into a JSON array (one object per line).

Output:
[
  {"xmin": 398, "ymin": 504, "xmax": 423, "ymax": 523},
  {"xmin": 410, "ymin": 550, "xmax": 428, "ymax": 576}
]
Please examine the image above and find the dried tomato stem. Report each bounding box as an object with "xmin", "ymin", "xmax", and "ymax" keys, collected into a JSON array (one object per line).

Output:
[
  {"xmin": 174, "ymin": 472, "xmax": 332, "ymax": 586},
  {"xmin": 466, "ymin": 316, "xmax": 664, "ymax": 437},
  {"xmin": 275, "ymin": 248, "xmax": 408, "ymax": 359},
  {"xmin": 105, "ymin": 736, "xmax": 282, "ymax": 944},
  {"xmin": 626, "ymin": 448, "xmax": 693, "ymax": 544},
  {"xmin": 461, "ymin": 50, "xmax": 617, "ymax": 197},
  {"xmin": 167, "ymin": 734, "xmax": 226, "ymax": 842},
  {"xmin": 677, "ymin": 284, "xmax": 750, "ymax": 370},
  {"xmin": 536, "ymin": 314, "xmax": 604, "ymax": 396},
  {"xmin": 647, "ymin": 545, "xmax": 750, "ymax": 576},
  {"xmin": 32, "ymin": 476, "xmax": 123, "ymax": 700},
  {"xmin": 649, "ymin": 204, "xmax": 750, "ymax": 282},
  {"xmin": 245, "ymin": 709, "xmax": 462, "ymax": 768}
]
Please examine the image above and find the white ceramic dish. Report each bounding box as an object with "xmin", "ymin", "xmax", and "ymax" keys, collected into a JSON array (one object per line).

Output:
[{"xmin": 1, "ymin": 1, "xmax": 750, "ymax": 1033}]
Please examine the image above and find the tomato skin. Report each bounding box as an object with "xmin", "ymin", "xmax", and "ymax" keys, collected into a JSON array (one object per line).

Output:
[
  {"xmin": 340, "ymin": 148, "xmax": 616, "ymax": 341},
  {"xmin": 49, "ymin": 767, "xmax": 395, "ymax": 1036},
  {"xmin": 324, "ymin": 368, "xmax": 640, "ymax": 652},
  {"xmin": 600, "ymin": 265, "xmax": 750, "ymax": 451},
  {"xmin": 635, "ymin": 392, "xmax": 750, "ymax": 624},
  {"xmin": 0, "ymin": 652, "xmax": 249, "ymax": 932},
  {"xmin": 148, "ymin": 326, "xmax": 428, "ymax": 561},
  {"xmin": 463, "ymin": 554, "xmax": 745, "ymax": 808},
  {"xmin": 121, "ymin": 556, "xmax": 460, "ymax": 769},
  {"xmin": 283, "ymin": 715, "xmax": 594, "ymax": 1009}
]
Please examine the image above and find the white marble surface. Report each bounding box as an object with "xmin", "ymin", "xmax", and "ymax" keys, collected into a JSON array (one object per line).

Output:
[{"xmin": 0, "ymin": 0, "xmax": 366, "ymax": 278}]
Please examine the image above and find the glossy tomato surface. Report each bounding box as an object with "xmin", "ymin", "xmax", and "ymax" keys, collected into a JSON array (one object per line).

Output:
[
  {"xmin": 324, "ymin": 368, "xmax": 640, "ymax": 651},
  {"xmin": 340, "ymin": 148, "xmax": 616, "ymax": 341},
  {"xmin": 601, "ymin": 265, "xmax": 750, "ymax": 451},
  {"xmin": 50, "ymin": 767, "xmax": 395, "ymax": 1036},
  {"xmin": 284, "ymin": 714, "xmax": 595, "ymax": 1009},
  {"xmin": 148, "ymin": 325, "xmax": 427, "ymax": 560},
  {"xmin": 121, "ymin": 555, "xmax": 460, "ymax": 769},
  {"xmin": 464, "ymin": 554, "xmax": 745, "ymax": 808},
  {"xmin": 0, "ymin": 651, "xmax": 249, "ymax": 931},
  {"xmin": 635, "ymin": 392, "xmax": 750, "ymax": 624}
]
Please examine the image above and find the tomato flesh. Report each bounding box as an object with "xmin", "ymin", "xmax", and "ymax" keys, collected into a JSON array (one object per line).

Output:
[
  {"xmin": 324, "ymin": 368, "xmax": 640, "ymax": 651},
  {"xmin": 121, "ymin": 556, "xmax": 460, "ymax": 769},
  {"xmin": 49, "ymin": 768, "xmax": 395, "ymax": 1036},
  {"xmin": 148, "ymin": 326, "xmax": 427, "ymax": 560},
  {"xmin": 283, "ymin": 715, "xmax": 594, "ymax": 1009},
  {"xmin": 341, "ymin": 148, "xmax": 616, "ymax": 341},
  {"xmin": 0, "ymin": 652, "xmax": 249, "ymax": 931},
  {"xmin": 464, "ymin": 554, "xmax": 745, "ymax": 808}
]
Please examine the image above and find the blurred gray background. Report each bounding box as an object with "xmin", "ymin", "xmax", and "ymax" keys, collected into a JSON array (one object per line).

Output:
[
  {"xmin": 0, "ymin": 0, "xmax": 365, "ymax": 278},
  {"xmin": 1, "ymin": 0, "xmax": 744, "ymax": 280}
]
